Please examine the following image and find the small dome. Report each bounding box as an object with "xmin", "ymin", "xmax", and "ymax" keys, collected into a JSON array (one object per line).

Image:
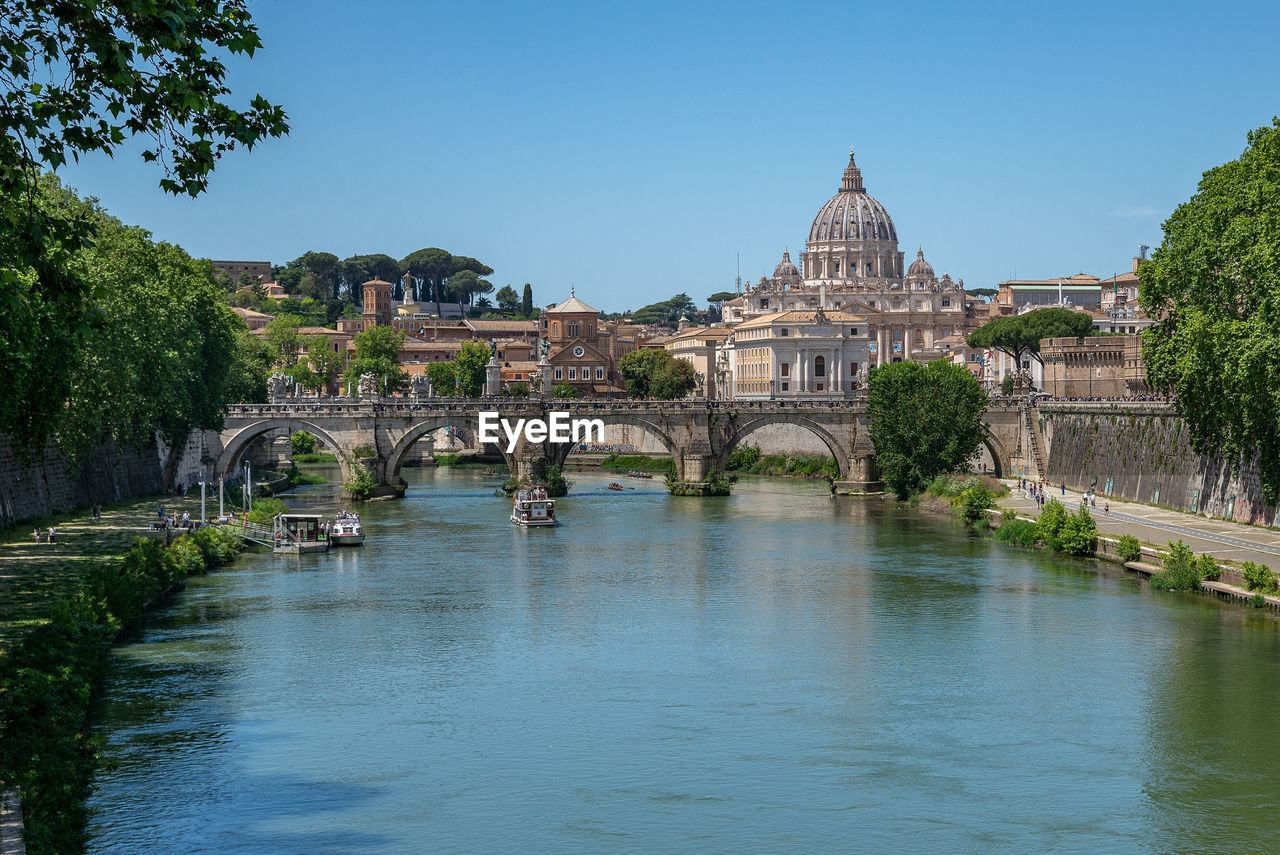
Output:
[
  {"xmin": 908, "ymin": 248, "xmax": 934, "ymax": 277},
  {"xmin": 773, "ymin": 250, "xmax": 800, "ymax": 279}
]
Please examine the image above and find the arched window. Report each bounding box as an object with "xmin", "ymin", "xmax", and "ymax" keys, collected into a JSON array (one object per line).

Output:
[
  {"xmin": 814, "ymin": 355, "xmax": 826, "ymax": 377},
  {"xmin": 552, "ymin": 322, "xmax": 560, "ymax": 338}
]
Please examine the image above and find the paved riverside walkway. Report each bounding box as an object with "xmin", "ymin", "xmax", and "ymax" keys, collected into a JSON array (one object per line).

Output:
[
  {"xmin": 1000, "ymin": 481, "xmax": 1280, "ymax": 571},
  {"xmin": 0, "ymin": 491, "xmax": 223, "ymax": 651}
]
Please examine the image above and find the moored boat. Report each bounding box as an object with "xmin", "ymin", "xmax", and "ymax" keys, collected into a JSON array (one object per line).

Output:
[
  {"xmin": 330, "ymin": 511, "xmax": 364, "ymax": 546},
  {"xmin": 511, "ymin": 487, "xmax": 557, "ymax": 526}
]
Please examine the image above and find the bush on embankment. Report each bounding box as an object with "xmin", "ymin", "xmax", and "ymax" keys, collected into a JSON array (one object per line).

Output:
[
  {"xmin": 0, "ymin": 527, "xmax": 242, "ymax": 855},
  {"xmin": 724, "ymin": 445, "xmax": 838, "ymax": 479},
  {"xmin": 599, "ymin": 454, "xmax": 674, "ymax": 477}
]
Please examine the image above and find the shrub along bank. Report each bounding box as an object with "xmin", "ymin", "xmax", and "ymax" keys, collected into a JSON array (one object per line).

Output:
[
  {"xmin": 0, "ymin": 526, "xmax": 244, "ymax": 855},
  {"xmin": 725, "ymin": 445, "xmax": 839, "ymax": 479}
]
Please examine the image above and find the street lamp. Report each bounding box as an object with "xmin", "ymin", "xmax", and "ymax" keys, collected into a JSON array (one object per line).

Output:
[{"xmin": 770, "ymin": 379, "xmax": 775, "ymax": 400}]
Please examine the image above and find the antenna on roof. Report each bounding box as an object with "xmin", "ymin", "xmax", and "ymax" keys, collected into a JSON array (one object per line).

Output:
[{"xmin": 736, "ymin": 253, "xmax": 742, "ymax": 294}]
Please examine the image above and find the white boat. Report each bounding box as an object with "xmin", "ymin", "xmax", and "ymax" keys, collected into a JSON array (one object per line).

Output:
[
  {"xmin": 330, "ymin": 512, "xmax": 365, "ymax": 546},
  {"xmin": 511, "ymin": 487, "xmax": 557, "ymax": 526}
]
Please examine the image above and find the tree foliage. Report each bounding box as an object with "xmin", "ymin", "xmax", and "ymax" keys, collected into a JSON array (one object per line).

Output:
[
  {"xmin": 521, "ymin": 283, "xmax": 534, "ymax": 316},
  {"xmin": 495, "ymin": 285, "xmax": 520, "ymax": 311},
  {"xmin": 0, "ymin": 1, "xmax": 286, "ymax": 453},
  {"xmin": 346, "ymin": 325, "xmax": 406, "ymax": 396},
  {"xmin": 262, "ymin": 314, "xmax": 303, "ymax": 368},
  {"xmin": 1139, "ymin": 118, "xmax": 1280, "ymax": 502},
  {"xmin": 618, "ymin": 348, "xmax": 698, "ymax": 399},
  {"xmin": 966, "ymin": 307, "xmax": 1096, "ymax": 366},
  {"xmin": 629, "ymin": 294, "xmax": 698, "ymax": 328},
  {"xmin": 866, "ymin": 360, "xmax": 988, "ymax": 498}
]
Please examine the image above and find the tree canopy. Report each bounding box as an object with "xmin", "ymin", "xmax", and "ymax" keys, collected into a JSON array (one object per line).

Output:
[
  {"xmin": 0, "ymin": 0, "xmax": 286, "ymax": 452},
  {"xmin": 346, "ymin": 326, "xmax": 407, "ymax": 397},
  {"xmin": 1139, "ymin": 117, "xmax": 1280, "ymax": 502},
  {"xmin": 867, "ymin": 360, "xmax": 989, "ymax": 499},
  {"xmin": 618, "ymin": 349, "xmax": 698, "ymax": 399},
  {"xmin": 629, "ymin": 294, "xmax": 698, "ymax": 328},
  {"xmin": 965, "ymin": 307, "xmax": 1096, "ymax": 366}
]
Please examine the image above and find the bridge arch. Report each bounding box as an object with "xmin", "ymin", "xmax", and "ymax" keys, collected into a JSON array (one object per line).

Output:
[
  {"xmin": 543, "ymin": 412, "xmax": 683, "ymax": 475},
  {"xmin": 722, "ymin": 413, "xmax": 853, "ymax": 480},
  {"xmin": 216, "ymin": 418, "xmax": 351, "ymax": 477},
  {"xmin": 979, "ymin": 431, "xmax": 1009, "ymax": 479},
  {"xmin": 385, "ymin": 417, "xmax": 479, "ymax": 480}
]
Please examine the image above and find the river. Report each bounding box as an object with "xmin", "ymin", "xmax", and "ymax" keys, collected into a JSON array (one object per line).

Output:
[{"xmin": 84, "ymin": 467, "xmax": 1280, "ymax": 854}]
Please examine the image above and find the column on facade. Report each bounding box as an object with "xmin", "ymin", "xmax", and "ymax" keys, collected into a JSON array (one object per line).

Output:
[
  {"xmin": 831, "ymin": 345, "xmax": 840, "ymax": 395},
  {"xmin": 877, "ymin": 326, "xmax": 888, "ymax": 366},
  {"xmin": 925, "ymin": 325, "xmax": 935, "ymax": 351}
]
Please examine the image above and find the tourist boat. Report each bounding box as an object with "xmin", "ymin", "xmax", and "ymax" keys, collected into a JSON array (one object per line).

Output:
[
  {"xmin": 272, "ymin": 513, "xmax": 329, "ymax": 554},
  {"xmin": 482, "ymin": 468, "xmax": 498, "ymax": 476},
  {"xmin": 330, "ymin": 511, "xmax": 364, "ymax": 546},
  {"xmin": 511, "ymin": 487, "xmax": 557, "ymax": 526},
  {"xmin": 627, "ymin": 470, "xmax": 653, "ymax": 479},
  {"xmin": 607, "ymin": 483, "xmax": 624, "ymax": 491}
]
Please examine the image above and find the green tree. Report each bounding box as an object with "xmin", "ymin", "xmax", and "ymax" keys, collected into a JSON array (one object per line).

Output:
[
  {"xmin": 651, "ymin": 356, "xmax": 698, "ymax": 399},
  {"xmin": 521, "ymin": 283, "xmax": 534, "ymax": 316},
  {"xmin": 454, "ymin": 340, "xmax": 491, "ymax": 397},
  {"xmin": 291, "ymin": 430, "xmax": 318, "ymax": 455},
  {"xmin": 866, "ymin": 360, "xmax": 989, "ymax": 499},
  {"xmin": 496, "ymin": 285, "xmax": 520, "ymax": 312},
  {"xmin": 263, "ymin": 314, "xmax": 303, "ymax": 369},
  {"xmin": 966, "ymin": 307, "xmax": 1096, "ymax": 369},
  {"xmin": 224, "ymin": 325, "xmax": 272, "ymax": 403},
  {"xmin": 346, "ymin": 325, "xmax": 407, "ymax": 396},
  {"xmin": 425, "ymin": 360, "xmax": 457, "ymax": 397},
  {"xmin": 618, "ymin": 348, "xmax": 667, "ymax": 397},
  {"xmin": 552, "ymin": 383, "xmax": 582, "ymax": 399},
  {"xmin": 1139, "ymin": 119, "xmax": 1280, "ymax": 502},
  {"xmin": 299, "ymin": 334, "xmax": 344, "ymax": 394},
  {"xmin": 400, "ymin": 247, "xmax": 454, "ymax": 316},
  {"xmin": 0, "ymin": 3, "xmax": 286, "ymax": 452},
  {"xmin": 446, "ymin": 269, "xmax": 494, "ymax": 313}
]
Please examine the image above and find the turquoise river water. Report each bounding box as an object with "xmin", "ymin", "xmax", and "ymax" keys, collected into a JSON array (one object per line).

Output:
[{"xmin": 84, "ymin": 467, "xmax": 1280, "ymax": 853}]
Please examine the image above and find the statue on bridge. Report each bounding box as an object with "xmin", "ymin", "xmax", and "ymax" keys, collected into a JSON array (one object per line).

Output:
[
  {"xmin": 268, "ymin": 373, "xmax": 289, "ymax": 403},
  {"xmin": 410, "ymin": 374, "xmax": 432, "ymax": 402},
  {"xmin": 358, "ymin": 373, "xmax": 380, "ymax": 399}
]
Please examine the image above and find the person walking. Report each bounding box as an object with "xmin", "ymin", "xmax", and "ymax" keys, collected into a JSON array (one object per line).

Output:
[
  {"xmin": 1104, "ymin": 502, "xmax": 1110, "ymax": 516},
  {"xmin": 1060, "ymin": 482, "xmax": 1065, "ymax": 496},
  {"xmin": 32, "ymin": 527, "xmax": 40, "ymax": 544},
  {"xmin": 47, "ymin": 526, "xmax": 56, "ymax": 544}
]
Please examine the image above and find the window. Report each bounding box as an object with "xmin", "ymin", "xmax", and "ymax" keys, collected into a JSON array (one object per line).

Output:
[
  {"xmin": 814, "ymin": 355, "xmax": 826, "ymax": 377},
  {"xmin": 568, "ymin": 367, "xmax": 577, "ymax": 380},
  {"xmin": 850, "ymin": 362, "xmax": 858, "ymax": 376},
  {"xmin": 781, "ymin": 382, "xmax": 789, "ymax": 391},
  {"xmin": 816, "ymin": 383, "xmax": 824, "ymax": 391},
  {"xmin": 850, "ymin": 327, "xmax": 858, "ymax": 336},
  {"xmin": 780, "ymin": 328, "xmax": 789, "ymax": 336},
  {"xmin": 552, "ymin": 322, "xmax": 560, "ymax": 338},
  {"xmin": 554, "ymin": 367, "xmax": 563, "ymax": 380},
  {"xmin": 761, "ymin": 298, "xmax": 769, "ymax": 309},
  {"xmin": 568, "ymin": 322, "xmax": 580, "ymax": 337},
  {"xmin": 781, "ymin": 362, "xmax": 790, "ymax": 377},
  {"xmin": 942, "ymin": 298, "xmax": 951, "ymax": 307},
  {"xmin": 595, "ymin": 367, "xmax": 604, "ymax": 380}
]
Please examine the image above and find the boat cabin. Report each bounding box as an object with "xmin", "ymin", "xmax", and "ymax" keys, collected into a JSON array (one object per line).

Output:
[{"xmin": 273, "ymin": 513, "xmax": 329, "ymax": 554}]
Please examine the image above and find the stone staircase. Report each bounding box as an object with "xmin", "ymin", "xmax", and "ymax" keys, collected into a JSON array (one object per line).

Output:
[{"xmin": 1023, "ymin": 406, "xmax": 1049, "ymax": 480}]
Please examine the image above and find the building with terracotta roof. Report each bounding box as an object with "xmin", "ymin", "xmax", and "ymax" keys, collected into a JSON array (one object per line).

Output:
[
  {"xmin": 731, "ymin": 307, "xmax": 870, "ymax": 400},
  {"xmin": 230, "ymin": 306, "xmax": 275, "ymax": 330}
]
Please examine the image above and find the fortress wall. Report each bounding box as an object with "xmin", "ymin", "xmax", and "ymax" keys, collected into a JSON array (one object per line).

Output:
[
  {"xmin": 1041, "ymin": 409, "xmax": 1277, "ymax": 526},
  {"xmin": 0, "ymin": 435, "xmax": 164, "ymax": 529}
]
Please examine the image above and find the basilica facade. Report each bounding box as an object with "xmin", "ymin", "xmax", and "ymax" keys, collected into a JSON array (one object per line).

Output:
[{"xmin": 724, "ymin": 151, "xmax": 971, "ymax": 364}]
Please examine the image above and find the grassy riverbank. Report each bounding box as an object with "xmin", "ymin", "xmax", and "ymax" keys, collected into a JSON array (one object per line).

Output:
[
  {"xmin": 0, "ymin": 525, "xmax": 246, "ymax": 854},
  {"xmin": 724, "ymin": 446, "xmax": 838, "ymax": 480}
]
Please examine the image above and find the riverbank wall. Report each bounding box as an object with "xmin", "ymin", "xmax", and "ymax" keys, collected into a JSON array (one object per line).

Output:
[
  {"xmin": 0, "ymin": 430, "xmax": 220, "ymax": 531},
  {"xmin": 1037, "ymin": 405, "xmax": 1278, "ymax": 526}
]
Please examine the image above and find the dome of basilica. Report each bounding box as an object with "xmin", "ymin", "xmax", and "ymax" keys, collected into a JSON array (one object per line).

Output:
[
  {"xmin": 773, "ymin": 250, "xmax": 800, "ymax": 279},
  {"xmin": 807, "ymin": 151, "xmax": 897, "ymax": 245},
  {"xmin": 907, "ymin": 248, "xmax": 934, "ymax": 277}
]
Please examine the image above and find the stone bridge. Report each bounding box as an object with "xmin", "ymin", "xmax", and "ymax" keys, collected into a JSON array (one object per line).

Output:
[{"xmin": 212, "ymin": 398, "xmax": 1033, "ymax": 494}]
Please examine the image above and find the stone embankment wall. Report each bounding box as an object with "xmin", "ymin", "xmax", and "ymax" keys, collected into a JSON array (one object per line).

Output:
[
  {"xmin": 0, "ymin": 435, "xmax": 164, "ymax": 529},
  {"xmin": 1039, "ymin": 406, "xmax": 1277, "ymax": 526}
]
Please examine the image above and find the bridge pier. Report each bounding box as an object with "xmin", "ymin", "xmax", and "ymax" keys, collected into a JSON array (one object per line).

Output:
[{"xmin": 833, "ymin": 450, "xmax": 882, "ymax": 495}]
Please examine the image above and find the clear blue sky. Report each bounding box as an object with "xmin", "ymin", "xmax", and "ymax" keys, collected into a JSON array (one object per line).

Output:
[{"xmin": 60, "ymin": 0, "xmax": 1280, "ymax": 311}]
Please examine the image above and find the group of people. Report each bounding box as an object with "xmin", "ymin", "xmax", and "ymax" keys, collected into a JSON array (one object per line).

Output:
[
  {"xmin": 156, "ymin": 506, "xmax": 194, "ymax": 530},
  {"xmin": 1019, "ymin": 478, "xmax": 1110, "ymax": 516},
  {"xmin": 31, "ymin": 526, "xmax": 57, "ymax": 544}
]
